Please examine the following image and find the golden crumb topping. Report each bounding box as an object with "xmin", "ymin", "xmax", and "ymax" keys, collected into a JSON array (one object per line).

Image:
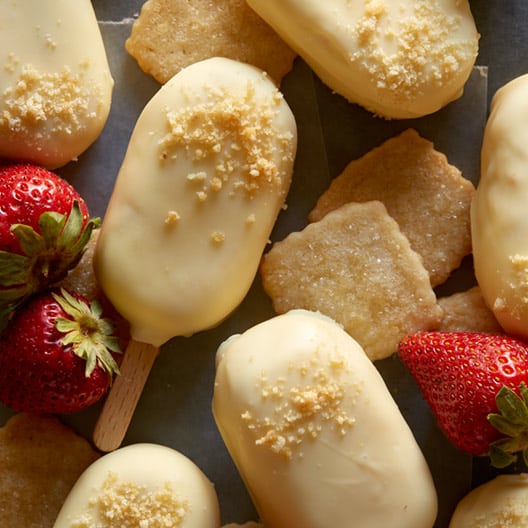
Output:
[
  {"xmin": 158, "ymin": 80, "xmax": 294, "ymax": 201},
  {"xmin": 164, "ymin": 210, "xmax": 181, "ymax": 225},
  {"xmin": 4, "ymin": 52, "xmax": 19, "ymax": 74},
  {"xmin": 242, "ymin": 354, "xmax": 355, "ymax": 459},
  {"xmin": 510, "ymin": 254, "xmax": 528, "ymax": 278},
  {"xmin": 71, "ymin": 472, "xmax": 189, "ymax": 528},
  {"xmin": 210, "ymin": 231, "xmax": 226, "ymax": 244},
  {"xmin": 349, "ymin": 0, "xmax": 477, "ymax": 104},
  {"xmin": 0, "ymin": 61, "xmax": 100, "ymax": 139},
  {"xmin": 505, "ymin": 254, "xmax": 528, "ymax": 318},
  {"xmin": 464, "ymin": 497, "xmax": 528, "ymax": 528}
]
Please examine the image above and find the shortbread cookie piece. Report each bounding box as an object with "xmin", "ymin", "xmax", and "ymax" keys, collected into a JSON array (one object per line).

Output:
[
  {"xmin": 0, "ymin": 413, "xmax": 99, "ymax": 528},
  {"xmin": 261, "ymin": 201, "xmax": 443, "ymax": 360},
  {"xmin": 438, "ymin": 286, "xmax": 504, "ymax": 334},
  {"xmin": 60, "ymin": 228, "xmax": 130, "ymax": 346},
  {"xmin": 125, "ymin": 0, "xmax": 296, "ymax": 85},
  {"xmin": 60, "ymin": 228, "xmax": 101, "ymax": 301},
  {"xmin": 309, "ymin": 129, "xmax": 475, "ymax": 287}
]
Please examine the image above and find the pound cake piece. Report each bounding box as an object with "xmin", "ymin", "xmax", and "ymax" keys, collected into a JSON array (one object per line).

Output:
[
  {"xmin": 0, "ymin": 413, "xmax": 99, "ymax": 528},
  {"xmin": 309, "ymin": 129, "xmax": 475, "ymax": 287},
  {"xmin": 261, "ymin": 201, "xmax": 443, "ymax": 360},
  {"xmin": 125, "ymin": 0, "xmax": 296, "ymax": 85}
]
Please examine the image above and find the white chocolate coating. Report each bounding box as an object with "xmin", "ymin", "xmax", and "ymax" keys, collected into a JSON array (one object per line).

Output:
[
  {"xmin": 53, "ymin": 443, "xmax": 220, "ymax": 527},
  {"xmin": 247, "ymin": 0, "xmax": 479, "ymax": 119},
  {"xmin": 95, "ymin": 57, "xmax": 296, "ymax": 346},
  {"xmin": 449, "ymin": 474, "xmax": 528, "ymax": 527},
  {"xmin": 0, "ymin": 0, "xmax": 113, "ymax": 168},
  {"xmin": 213, "ymin": 310, "xmax": 438, "ymax": 528},
  {"xmin": 471, "ymin": 74, "xmax": 528, "ymax": 339}
]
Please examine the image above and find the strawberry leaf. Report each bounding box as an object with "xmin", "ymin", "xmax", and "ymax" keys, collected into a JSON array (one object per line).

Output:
[
  {"xmin": 39, "ymin": 211, "xmax": 67, "ymax": 248},
  {"xmin": 520, "ymin": 383, "xmax": 528, "ymax": 404},
  {"xmin": 90, "ymin": 299, "xmax": 103, "ymax": 319},
  {"xmin": 486, "ymin": 383, "xmax": 528, "ymax": 468},
  {"xmin": 488, "ymin": 414, "xmax": 528, "ymax": 437},
  {"xmin": 10, "ymin": 224, "xmax": 45, "ymax": 257},
  {"xmin": 495, "ymin": 385, "xmax": 528, "ymax": 424},
  {"xmin": 58, "ymin": 201, "xmax": 84, "ymax": 248},
  {"xmin": 489, "ymin": 443, "xmax": 517, "ymax": 468},
  {"xmin": 0, "ymin": 251, "xmax": 31, "ymax": 286},
  {"xmin": 0, "ymin": 284, "xmax": 29, "ymax": 303}
]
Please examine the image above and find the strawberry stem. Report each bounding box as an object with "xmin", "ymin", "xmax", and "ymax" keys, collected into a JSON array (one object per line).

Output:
[
  {"xmin": 487, "ymin": 383, "xmax": 528, "ymax": 468},
  {"xmin": 53, "ymin": 289, "xmax": 121, "ymax": 379},
  {"xmin": 0, "ymin": 201, "xmax": 100, "ymax": 319}
]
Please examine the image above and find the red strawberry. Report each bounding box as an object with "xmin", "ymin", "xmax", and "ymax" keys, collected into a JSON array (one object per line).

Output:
[
  {"xmin": 0, "ymin": 163, "xmax": 99, "ymax": 317},
  {"xmin": 398, "ymin": 331, "xmax": 528, "ymax": 468},
  {"xmin": 0, "ymin": 288, "xmax": 121, "ymax": 414}
]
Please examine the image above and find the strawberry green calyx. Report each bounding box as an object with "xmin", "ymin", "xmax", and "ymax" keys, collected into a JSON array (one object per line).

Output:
[
  {"xmin": 0, "ymin": 201, "xmax": 100, "ymax": 318},
  {"xmin": 53, "ymin": 289, "xmax": 121, "ymax": 379},
  {"xmin": 487, "ymin": 383, "xmax": 528, "ymax": 468}
]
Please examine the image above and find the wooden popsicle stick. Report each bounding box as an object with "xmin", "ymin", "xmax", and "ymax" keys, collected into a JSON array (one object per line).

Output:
[{"xmin": 93, "ymin": 339, "xmax": 159, "ymax": 452}]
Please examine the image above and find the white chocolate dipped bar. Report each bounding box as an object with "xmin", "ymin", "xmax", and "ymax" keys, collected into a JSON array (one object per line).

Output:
[
  {"xmin": 213, "ymin": 310, "xmax": 438, "ymax": 528},
  {"xmin": 53, "ymin": 443, "xmax": 220, "ymax": 527},
  {"xmin": 246, "ymin": 0, "xmax": 479, "ymax": 119},
  {"xmin": 471, "ymin": 74, "xmax": 528, "ymax": 340},
  {"xmin": 92, "ymin": 57, "xmax": 296, "ymax": 452},
  {"xmin": 95, "ymin": 57, "xmax": 296, "ymax": 347},
  {"xmin": 0, "ymin": 0, "xmax": 113, "ymax": 169},
  {"xmin": 449, "ymin": 474, "xmax": 528, "ymax": 527}
]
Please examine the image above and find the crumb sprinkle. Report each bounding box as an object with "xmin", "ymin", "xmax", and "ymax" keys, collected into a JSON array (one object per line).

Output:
[
  {"xmin": 70, "ymin": 472, "xmax": 190, "ymax": 528},
  {"xmin": 158, "ymin": 80, "xmax": 294, "ymax": 203},
  {"xmin": 164, "ymin": 210, "xmax": 180, "ymax": 225},
  {"xmin": 349, "ymin": 0, "xmax": 478, "ymax": 104},
  {"xmin": 503, "ymin": 254, "xmax": 528, "ymax": 319},
  {"xmin": 210, "ymin": 231, "xmax": 225, "ymax": 244},
  {"xmin": 242, "ymin": 354, "xmax": 356, "ymax": 459},
  {"xmin": 0, "ymin": 60, "xmax": 102, "ymax": 139}
]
